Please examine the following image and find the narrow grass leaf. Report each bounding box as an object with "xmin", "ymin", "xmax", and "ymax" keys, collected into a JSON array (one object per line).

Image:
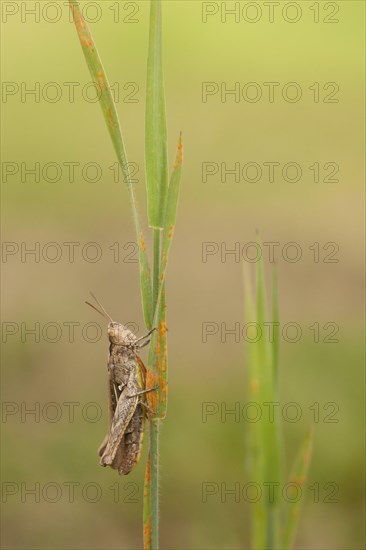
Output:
[
  {"xmin": 145, "ymin": 0, "xmax": 168, "ymax": 229},
  {"xmin": 256, "ymin": 250, "xmax": 281, "ymax": 548},
  {"xmin": 243, "ymin": 264, "xmax": 266, "ymax": 549},
  {"xmin": 160, "ymin": 133, "xmax": 183, "ymax": 286},
  {"xmin": 272, "ymin": 268, "xmax": 279, "ymax": 384},
  {"xmin": 272, "ymin": 267, "xmax": 285, "ymax": 492},
  {"xmin": 148, "ymin": 418, "xmax": 160, "ymax": 549},
  {"xmin": 153, "ymin": 133, "xmax": 183, "ymax": 320},
  {"xmin": 146, "ymin": 287, "xmax": 168, "ymax": 418},
  {"xmin": 69, "ymin": 0, "xmax": 153, "ymax": 327},
  {"xmin": 145, "ymin": 134, "xmax": 182, "ymax": 418},
  {"xmin": 281, "ymin": 428, "xmax": 314, "ymax": 550}
]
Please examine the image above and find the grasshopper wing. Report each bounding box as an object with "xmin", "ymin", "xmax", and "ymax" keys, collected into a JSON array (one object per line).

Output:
[
  {"xmin": 100, "ymin": 385, "xmax": 138, "ymax": 467},
  {"xmin": 98, "ymin": 367, "xmax": 119, "ymax": 456},
  {"xmin": 116, "ymin": 355, "xmax": 147, "ymax": 474},
  {"xmin": 98, "ymin": 348, "xmax": 132, "ymax": 462}
]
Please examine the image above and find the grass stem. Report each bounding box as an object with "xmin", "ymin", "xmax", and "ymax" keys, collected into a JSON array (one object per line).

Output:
[{"xmin": 149, "ymin": 418, "xmax": 160, "ymax": 549}]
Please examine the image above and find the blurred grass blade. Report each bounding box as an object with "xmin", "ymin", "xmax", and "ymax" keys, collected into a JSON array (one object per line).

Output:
[
  {"xmin": 246, "ymin": 250, "xmax": 310, "ymax": 549},
  {"xmin": 69, "ymin": 0, "xmax": 125, "ymax": 177},
  {"xmin": 281, "ymin": 429, "xmax": 314, "ymax": 549},
  {"xmin": 272, "ymin": 267, "xmax": 285, "ymax": 495},
  {"xmin": 244, "ymin": 249, "xmax": 281, "ymax": 550},
  {"xmin": 254, "ymin": 249, "xmax": 281, "ymax": 548},
  {"xmin": 243, "ymin": 264, "xmax": 266, "ymax": 549},
  {"xmin": 256, "ymin": 244, "xmax": 267, "ymax": 329},
  {"xmin": 272, "ymin": 268, "xmax": 279, "ymax": 384},
  {"xmin": 145, "ymin": 0, "xmax": 168, "ymax": 228},
  {"xmin": 69, "ymin": 0, "xmax": 153, "ymax": 327}
]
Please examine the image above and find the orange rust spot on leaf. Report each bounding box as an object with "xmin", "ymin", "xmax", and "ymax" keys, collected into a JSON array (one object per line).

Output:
[
  {"xmin": 146, "ymin": 369, "xmax": 158, "ymax": 410},
  {"xmin": 154, "ymin": 340, "xmax": 161, "ymax": 355},
  {"xmin": 159, "ymin": 346, "xmax": 167, "ymax": 370},
  {"xmin": 140, "ymin": 233, "xmax": 146, "ymax": 252},
  {"xmin": 173, "ymin": 135, "xmax": 183, "ymax": 170},
  {"xmin": 159, "ymin": 320, "xmax": 167, "ymax": 337},
  {"xmin": 144, "ymin": 454, "xmax": 151, "ymax": 483},
  {"xmin": 160, "ymin": 379, "xmax": 168, "ymax": 396},
  {"xmin": 96, "ymin": 72, "xmax": 105, "ymax": 95},
  {"xmin": 72, "ymin": 10, "xmax": 94, "ymax": 49},
  {"xmin": 291, "ymin": 475, "xmax": 306, "ymax": 487},
  {"xmin": 146, "ymin": 369, "xmax": 156, "ymax": 386},
  {"xmin": 251, "ymin": 378, "xmax": 259, "ymax": 395},
  {"xmin": 168, "ymin": 224, "xmax": 174, "ymax": 239},
  {"xmin": 160, "ymin": 362, "xmax": 167, "ymax": 377},
  {"xmin": 85, "ymin": 38, "xmax": 94, "ymax": 49},
  {"xmin": 143, "ymin": 519, "xmax": 152, "ymax": 550},
  {"xmin": 106, "ymin": 107, "xmax": 115, "ymax": 130}
]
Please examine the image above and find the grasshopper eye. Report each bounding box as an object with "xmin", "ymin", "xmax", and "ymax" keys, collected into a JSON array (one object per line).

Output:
[{"xmin": 108, "ymin": 324, "xmax": 116, "ymax": 338}]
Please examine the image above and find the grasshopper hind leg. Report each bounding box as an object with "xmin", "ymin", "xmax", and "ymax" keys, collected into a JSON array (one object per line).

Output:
[
  {"xmin": 117, "ymin": 404, "xmax": 145, "ymax": 475},
  {"xmin": 98, "ymin": 435, "xmax": 125, "ymax": 471}
]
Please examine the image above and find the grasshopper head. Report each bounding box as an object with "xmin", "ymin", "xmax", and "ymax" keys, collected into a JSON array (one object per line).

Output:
[
  {"xmin": 108, "ymin": 322, "xmax": 136, "ymax": 346},
  {"xmin": 85, "ymin": 294, "xmax": 136, "ymax": 347}
]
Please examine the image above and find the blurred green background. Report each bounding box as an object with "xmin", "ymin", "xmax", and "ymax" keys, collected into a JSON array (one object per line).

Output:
[{"xmin": 1, "ymin": 1, "xmax": 364, "ymax": 548}]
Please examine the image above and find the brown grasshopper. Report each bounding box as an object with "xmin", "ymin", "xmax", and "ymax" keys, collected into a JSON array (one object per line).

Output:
[{"xmin": 86, "ymin": 293, "xmax": 157, "ymax": 475}]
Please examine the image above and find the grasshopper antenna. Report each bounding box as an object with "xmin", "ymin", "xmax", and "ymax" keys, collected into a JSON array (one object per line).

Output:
[{"xmin": 85, "ymin": 292, "xmax": 114, "ymax": 323}]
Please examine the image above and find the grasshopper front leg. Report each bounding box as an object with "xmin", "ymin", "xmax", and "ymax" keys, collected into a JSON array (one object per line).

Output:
[
  {"xmin": 133, "ymin": 328, "xmax": 157, "ymax": 348},
  {"xmin": 128, "ymin": 385, "xmax": 159, "ymax": 398},
  {"xmin": 133, "ymin": 385, "xmax": 160, "ymax": 418}
]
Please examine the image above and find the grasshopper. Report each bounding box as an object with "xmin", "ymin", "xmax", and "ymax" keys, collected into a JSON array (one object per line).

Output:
[{"xmin": 86, "ymin": 293, "xmax": 157, "ymax": 475}]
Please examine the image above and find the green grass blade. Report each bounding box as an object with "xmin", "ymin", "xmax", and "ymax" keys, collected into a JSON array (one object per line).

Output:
[
  {"xmin": 246, "ymin": 251, "xmax": 310, "ymax": 550},
  {"xmin": 145, "ymin": 134, "xmax": 182, "ymax": 419},
  {"xmin": 159, "ymin": 134, "xmax": 183, "ymax": 288},
  {"xmin": 139, "ymin": 234, "xmax": 154, "ymax": 330},
  {"xmin": 154, "ymin": 134, "xmax": 183, "ymax": 316},
  {"xmin": 243, "ymin": 264, "xmax": 266, "ymax": 549},
  {"xmin": 257, "ymin": 252, "xmax": 281, "ymax": 470},
  {"xmin": 146, "ymin": 286, "xmax": 167, "ymax": 419},
  {"xmin": 143, "ymin": 454, "xmax": 152, "ymax": 549},
  {"xmin": 256, "ymin": 250, "xmax": 281, "ymax": 548},
  {"xmin": 249, "ymin": 249, "xmax": 281, "ymax": 550},
  {"xmin": 272, "ymin": 268, "xmax": 279, "ymax": 384},
  {"xmin": 281, "ymin": 429, "xmax": 314, "ymax": 549},
  {"xmin": 272, "ymin": 267, "xmax": 285, "ymax": 497},
  {"xmin": 69, "ymin": 0, "xmax": 153, "ymax": 327},
  {"xmin": 256, "ymin": 245, "xmax": 267, "ymax": 329},
  {"xmin": 145, "ymin": 0, "xmax": 168, "ymax": 229},
  {"xmin": 148, "ymin": 418, "xmax": 160, "ymax": 549}
]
